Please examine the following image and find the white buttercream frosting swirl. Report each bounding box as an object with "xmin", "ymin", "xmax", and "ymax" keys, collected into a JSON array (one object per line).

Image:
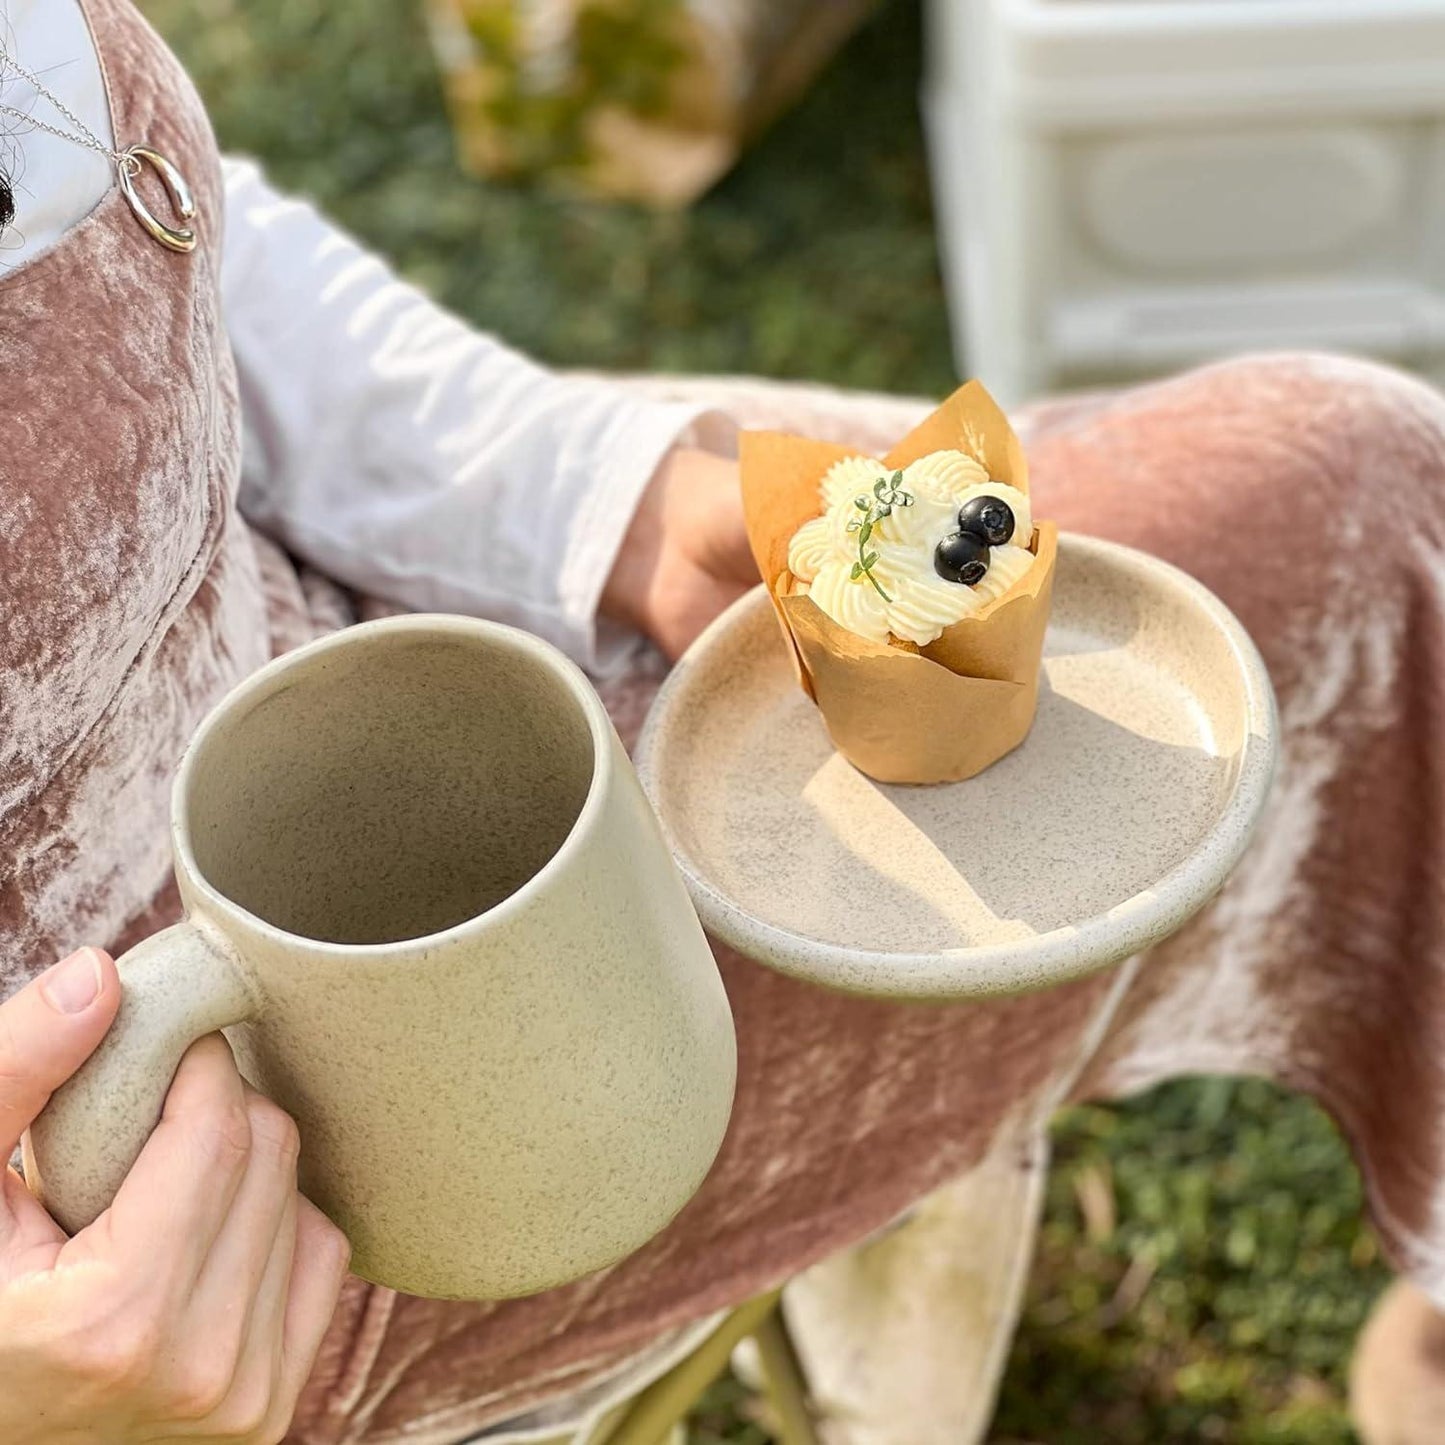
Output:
[{"xmin": 787, "ymin": 451, "xmax": 1037, "ymax": 646}]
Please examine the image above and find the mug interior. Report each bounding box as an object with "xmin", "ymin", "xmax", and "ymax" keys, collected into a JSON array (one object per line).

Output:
[{"xmin": 183, "ymin": 628, "xmax": 597, "ymax": 945}]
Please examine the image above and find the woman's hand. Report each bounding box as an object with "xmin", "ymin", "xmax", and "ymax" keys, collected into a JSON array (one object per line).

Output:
[
  {"xmin": 603, "ymin": 447, "xmax": 758, "ymax": 661},
  {"xmin": 1, "ymin": 948, "xmax": 350, "ymax": 1444}
]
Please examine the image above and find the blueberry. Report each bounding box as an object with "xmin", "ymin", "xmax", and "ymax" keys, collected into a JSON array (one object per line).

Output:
[
  {"xmin": 934, "ymin": 531, "xmax": 990, "ymax": 586},
  {"xmin": 957, "ymin": 494, "xmax": 1015, "ymax": 547}
]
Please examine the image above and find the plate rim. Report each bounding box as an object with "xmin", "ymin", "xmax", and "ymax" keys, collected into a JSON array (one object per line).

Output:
[{"xmin": 636, "ymin": 533, "xmax": 1278, "ymax": 1000}]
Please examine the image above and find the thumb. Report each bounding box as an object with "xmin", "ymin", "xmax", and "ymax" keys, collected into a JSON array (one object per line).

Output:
[{"xmin": 0, "ymin": 949, "xmax": 120, "ymax": 1160}]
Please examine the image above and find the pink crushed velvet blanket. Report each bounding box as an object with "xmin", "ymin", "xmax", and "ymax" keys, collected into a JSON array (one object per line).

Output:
[{"xmin": 220, "ymin": 357, "xmax": 1442, "ymax": 1442}]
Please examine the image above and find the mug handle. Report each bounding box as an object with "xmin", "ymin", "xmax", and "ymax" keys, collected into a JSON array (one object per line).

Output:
[{"xmin": 25, "ymin": 921, "xmax": 259, "ymax": 1235}]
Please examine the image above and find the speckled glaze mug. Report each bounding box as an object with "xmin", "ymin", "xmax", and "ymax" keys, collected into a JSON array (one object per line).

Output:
[{"xmin": 27, "ymin": 615, "xmax": 737, "ymax": 1300}]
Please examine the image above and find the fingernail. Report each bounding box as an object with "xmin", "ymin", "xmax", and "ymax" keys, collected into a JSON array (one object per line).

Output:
[{"xmin": 41, "ymin": 948, "xmax": 103, "ymax": 1015}]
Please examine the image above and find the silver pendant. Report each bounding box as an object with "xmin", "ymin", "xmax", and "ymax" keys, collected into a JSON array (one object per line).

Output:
[{"xmin": 118, "ymin": 145, "xmax": 197, "ymax": 254}]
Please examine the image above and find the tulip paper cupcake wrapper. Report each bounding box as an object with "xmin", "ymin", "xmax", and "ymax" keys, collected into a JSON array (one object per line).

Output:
[{"xmin": 740, "ymin": 380, "xmax": 1058, "ymax": 785}]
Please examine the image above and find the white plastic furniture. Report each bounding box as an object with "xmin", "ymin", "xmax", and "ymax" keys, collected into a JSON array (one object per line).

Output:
[{"xmin": 924, "ymin": 0, "xmax": 1445, "ymax": 404}]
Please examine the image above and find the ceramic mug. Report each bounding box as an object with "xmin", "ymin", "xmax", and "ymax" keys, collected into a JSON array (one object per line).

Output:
[{"xmin": 26, "ymin": 615, "xmax": 737, "ymax": 1300}]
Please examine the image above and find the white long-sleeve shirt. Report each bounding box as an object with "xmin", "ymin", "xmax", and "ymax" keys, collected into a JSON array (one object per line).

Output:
[{"xmin": 1, "ymin": 0, "xmax": 716, "ymax": 671}]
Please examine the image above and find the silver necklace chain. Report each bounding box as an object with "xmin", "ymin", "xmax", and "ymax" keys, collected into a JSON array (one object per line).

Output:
[
  {"xmin": 0, "ymin": 44, "xmax": 135, "ymax": 172},
  {"xmin": 0, "ymin": 40, "xmax": 198, "ymax": 251}
]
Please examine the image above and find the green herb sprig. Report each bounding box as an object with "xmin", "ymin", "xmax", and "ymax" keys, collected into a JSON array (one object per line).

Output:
[{"xmin": 846, "ymin": 471, "xmax": 913, "ymax": 601}]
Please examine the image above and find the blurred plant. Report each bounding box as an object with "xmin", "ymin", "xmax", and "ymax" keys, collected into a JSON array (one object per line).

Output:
[{"xmin": 453, "ymin": 0, "xmax": 689, "ymax": 176}]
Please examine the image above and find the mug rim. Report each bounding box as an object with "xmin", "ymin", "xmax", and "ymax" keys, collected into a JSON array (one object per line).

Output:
[{"xmin": 170, "ymin": 613, "xmax": 615, "ymax": 958}]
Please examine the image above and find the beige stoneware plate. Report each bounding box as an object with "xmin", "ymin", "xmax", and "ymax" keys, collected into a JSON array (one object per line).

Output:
[{"xmin": 636, "ymin": 534, "xmax": 1277, "ymax": 1000}]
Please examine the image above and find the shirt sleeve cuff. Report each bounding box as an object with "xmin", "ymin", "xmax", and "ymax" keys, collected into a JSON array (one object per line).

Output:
[{"xmin": 556, "ymin": 395, "xmax": 737, "ymax": 676}]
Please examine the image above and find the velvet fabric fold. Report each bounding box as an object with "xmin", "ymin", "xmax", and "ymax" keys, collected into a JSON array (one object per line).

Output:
[{"xmin": 0, "ymin": 0, "xmax": 282, "ymax": 983}]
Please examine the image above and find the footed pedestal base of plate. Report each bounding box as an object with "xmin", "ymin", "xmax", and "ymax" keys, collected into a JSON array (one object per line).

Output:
[{"xmin": 636, "ymin": 535, "xmax": 1276, "ymax": 1001}]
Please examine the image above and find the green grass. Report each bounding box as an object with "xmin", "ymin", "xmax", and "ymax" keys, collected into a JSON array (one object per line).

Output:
[
  {"xmin": 143, "ymin": 0, "xmax": 953, "ymax": 394},
  {"xmin": 994, "ymin": 1080, "xmax": 1385, "ymax": 1445},
  {"xmin": 140, "ymin": 2, "xmax": 1391, "ymax": 1438}
]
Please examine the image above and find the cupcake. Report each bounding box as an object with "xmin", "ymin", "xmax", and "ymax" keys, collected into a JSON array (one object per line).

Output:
[
  {"xmin": 788, "ymin": 453, "xmax": 1037, "ymax": 648},
  {"xmin": 740, "ymin": 380, "xmax": 1057, "ymax": 784}
]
